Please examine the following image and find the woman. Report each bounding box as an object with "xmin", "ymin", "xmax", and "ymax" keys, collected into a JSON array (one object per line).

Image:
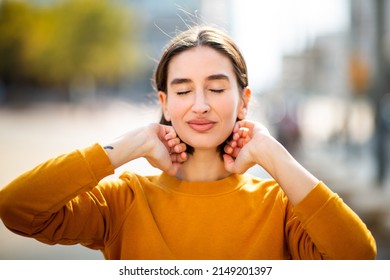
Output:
[{"xmin": 0, "ymin": 26, "xmax": 376, "ymax": 259}]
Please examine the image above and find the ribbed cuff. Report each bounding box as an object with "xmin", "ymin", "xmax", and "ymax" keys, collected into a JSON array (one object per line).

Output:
[{"xmin": 80, "ymin": 143, "xmax": 115, "ymax": 182}]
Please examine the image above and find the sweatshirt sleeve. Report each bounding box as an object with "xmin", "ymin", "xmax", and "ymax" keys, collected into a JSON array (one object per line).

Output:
[
  {"xmin": 0, "ymin": 143, "xmax": 115, "ymax": 248},
  {"xmin": 288, "ymin": 181, "xmax": 377, "ymax": 259}
]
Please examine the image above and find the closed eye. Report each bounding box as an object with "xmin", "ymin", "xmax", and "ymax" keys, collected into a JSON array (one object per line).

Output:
[
  {"xmin": 210, "ymin": 89, "xmax": 225, "ymax": 93},
  {"xmin": 177, "ymin": 90, "xmax": 191, "ymax": 95}
]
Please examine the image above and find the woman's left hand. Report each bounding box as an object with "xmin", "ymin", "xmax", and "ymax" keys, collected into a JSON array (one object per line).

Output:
[
  {"xmin": 224, "ymin": 119, "xmax": 320, "ymax": 205},
  {"xmin": 223, "ymin": 120, "xmax": 271, "ymax": 174}
]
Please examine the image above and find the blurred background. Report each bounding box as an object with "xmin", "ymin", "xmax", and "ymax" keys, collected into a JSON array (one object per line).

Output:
[{"xmin": 0, "ymin": 0, "xmax": 389, "ymax": 259}]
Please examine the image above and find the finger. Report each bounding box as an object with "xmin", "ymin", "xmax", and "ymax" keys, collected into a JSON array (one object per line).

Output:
[
  {"xmin": 165, "ymin": 165, "xmax": 177, "ymax": 176},
  {"xmin": 170, "ymin": 162, "xmax": 182, "ymax": 176},
  {"xmin": 240, "ymin": 127, "xmax": 249, "ymax": 138},
  {"xmin": 232, "ymin": 132, "xmax": 240, "ymax": 141},
  {"xmin": 224, "ymin": 142, "xmax": 240, "ymax": 158},
  {"xmin": 173, "ymin": 142, "xmax": 187, "ymax": 154},
  {"xmin": 167, "ymin": 137, "xmax": 181, "ymax": 148},
  {"xmin": 163, "ymin": 125, "xmax": 177, "ymax": 140},
  {"xmin": 232, "ymin": 122, "xmax": 240, "ymax": 133},
  {"xmin": 237, "ymin": 137, "xmax": 246, "ymax": 148},
  {"xmin": 180, "ymin": 151, "xmax": 188, "ymax": 161},
  {"xmin": 237, "ymin": 120, "xmax": 256, "ymax": 136},
  {"xmin": 223, "ymin": 154, "xmax": 245, "ymax": 174},
  {"xmin": 223, "ymin": 154, "xmax": 235, "ymax": 173},
  {"xmin": 170, "ymin": 151, "xmax": 188, "ymax": 163},
  {"xmin": 231, "ymin": 146, "xmax": 242, "ymax": 158},
  {"xmin": 237, "ymin": 119, "xmax": 252, "ymax": 129},
  {"xmin": 223, "ymin": 153, "xmax": 253, "ymax": 174},
  {"xmin": 225, "ymin": 138, "xmax": 237, "ymax": 149},
  {"xmin": 224, "ymin": 141, "xmax": 239, "ymax": 155},
  {"xmin": 224, "ymin": 144, "xmax": 233, "ymax": 155}
]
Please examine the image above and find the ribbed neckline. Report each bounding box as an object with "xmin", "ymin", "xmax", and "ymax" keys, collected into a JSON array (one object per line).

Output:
[{"xmin": 155, "ymin": 172, "xmax": 247, "ymax": 196}]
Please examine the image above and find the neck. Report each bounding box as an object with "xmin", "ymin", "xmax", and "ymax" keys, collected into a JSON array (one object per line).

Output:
[{"xmin": 176, "ymin": 149, "xmax": 231, "ymax": 182}]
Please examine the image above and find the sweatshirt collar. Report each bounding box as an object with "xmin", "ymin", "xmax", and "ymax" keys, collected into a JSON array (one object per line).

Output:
[{"xmin": 155, "ymin": 172, "xmax": 246, "ymax": 196}]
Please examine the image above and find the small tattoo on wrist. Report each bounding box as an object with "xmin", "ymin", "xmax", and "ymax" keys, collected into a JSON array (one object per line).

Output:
[{"xmin": 104, "ymin": 146, "xmax": 114, "ymax": 150}]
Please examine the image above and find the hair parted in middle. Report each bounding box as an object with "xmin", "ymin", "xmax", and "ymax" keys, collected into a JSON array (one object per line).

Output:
[{"xmin": 153, "ymin": 25, "xmax": 249, "ymax": 155}]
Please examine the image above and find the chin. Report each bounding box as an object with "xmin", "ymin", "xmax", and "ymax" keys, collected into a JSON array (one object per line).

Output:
[
  {"xmin": 182, "ymin": 138, "xmax": 227, "ymax": 157},
  {"xmin": 183, "ymin": 136, "xmax": 223, "ymax": 148},
  {"xmin": 176, "ymin": 127, "xmax": 232, "ymax": 155}
]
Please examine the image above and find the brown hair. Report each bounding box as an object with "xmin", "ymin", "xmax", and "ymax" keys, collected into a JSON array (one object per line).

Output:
[{"xmin": 153, "ymin": 25, "xmax": 248, "ymax": 155}]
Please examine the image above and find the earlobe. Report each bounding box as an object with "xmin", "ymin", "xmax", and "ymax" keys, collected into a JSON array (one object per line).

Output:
[
  {"xmin": 238, "ymin": 108, "xmax": 247, "ymax": 120},
  {"xmin": 164, "ymin": 112, "xmax": 171, "ymax": 122}
]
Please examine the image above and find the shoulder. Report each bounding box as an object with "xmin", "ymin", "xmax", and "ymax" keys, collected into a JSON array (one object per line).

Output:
[
  {"xmin": 87, "ymin": 171, "xmax": 162, "ymax": 212},
  {"xmin": 97, "ymin": 171, "xmax": 158, "ymax": 192},
  {"xmin": 240, "ymin": 173, "xmax": 281, "ymax": 191},
  {"xmin": 239, "ymin": 173, "xmax": 288, "ymax": 202}
]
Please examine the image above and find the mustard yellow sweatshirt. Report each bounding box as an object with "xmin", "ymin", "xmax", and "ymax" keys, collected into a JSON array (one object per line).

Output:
[{"xmin": 0, "ymin": 144, "xmax": 376, "ymax": 259}]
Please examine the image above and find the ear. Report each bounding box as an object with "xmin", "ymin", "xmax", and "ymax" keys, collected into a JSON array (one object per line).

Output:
[
  {"xmin": 158, "ymin": 91, "xmax": 171, "ymax": 121},
  {"xmin": 237, "ymin": 87, "xmax": 251, "ymax": 120}
]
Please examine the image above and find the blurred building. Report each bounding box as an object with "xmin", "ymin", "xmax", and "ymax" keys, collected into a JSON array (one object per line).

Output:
[
  {"xmin": 117, "ymin": 0, "xmax": 233, "ymax": 101},
  {"xmin": 259, "ymin": 0, "xmax": 390, "ymax": 258},
  {"xmin": 349, "ymin": 0, "xmax": 390, "ymax": 187},
  {"xmin": 261, "ymin": 0, "xmax": 389, "ymax": 183},
  {"xmin": 0, "ymin": 0, "xmax": 233, "ymax": 104}
]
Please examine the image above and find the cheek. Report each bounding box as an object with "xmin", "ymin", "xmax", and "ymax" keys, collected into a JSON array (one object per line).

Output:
[
  {"xmin": 166, "ymin": 99, "xmax": 187, "ymax": 131},
  {"xmin": 168, "ymin": 99, "xmax": 185, "ymax": 118},
  {"xmin": 219, "ymin": 97, "xmax": 240, "ymax": 121},
  {"xmin": 217, "ymin": 99, "xmax": 240, "ymax": 135}
]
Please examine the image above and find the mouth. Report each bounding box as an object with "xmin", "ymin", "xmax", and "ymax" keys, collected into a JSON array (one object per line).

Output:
[{"xmin": 187, "ymin": 119, "xmax": 216, "ymax": 132}]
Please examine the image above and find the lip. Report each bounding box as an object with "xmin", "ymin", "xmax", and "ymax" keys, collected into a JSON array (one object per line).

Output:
[{"xmin": 187, "ymin": 119, "xmax": 216, "ymax": 132}]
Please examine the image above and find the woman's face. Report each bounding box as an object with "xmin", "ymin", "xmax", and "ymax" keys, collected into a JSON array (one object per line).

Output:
[{"xmin": 159, "ymin": 46, "xmax": 250, "ymax": 152}]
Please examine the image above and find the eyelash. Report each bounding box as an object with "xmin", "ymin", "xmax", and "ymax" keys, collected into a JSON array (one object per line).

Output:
[
  {"xmin": 210, "ymin": 89, "xmax": 225, "ymax": 93},
  {"xmin": 176, "ymin": 89, "xmax": 225, "ymax": 95}
]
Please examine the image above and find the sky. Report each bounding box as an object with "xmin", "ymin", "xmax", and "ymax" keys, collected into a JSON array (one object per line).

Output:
[{"xmin": 231, "ymin": 0, "xmax": 350, "ymax": 92}]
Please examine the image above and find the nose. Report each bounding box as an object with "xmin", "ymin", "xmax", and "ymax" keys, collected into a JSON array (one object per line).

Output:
[{"xmin": 191, "ymin": 91, "xmax": 210, "ymax": 114}]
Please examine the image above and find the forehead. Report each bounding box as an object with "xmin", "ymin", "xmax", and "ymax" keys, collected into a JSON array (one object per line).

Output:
[{"xmin": 167, "ymin": 46, "xmax": 235, "ymax": 83}]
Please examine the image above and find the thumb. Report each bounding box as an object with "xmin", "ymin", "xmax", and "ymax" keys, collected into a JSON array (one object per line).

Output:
[
  {"xmin": 223, "ymin": 153, "xmax": 253, "ymax": 174},
  {"xmin": 223, "ymin": 154, "xmax": 236, "ymax": 173},
  {"xmin": 168, "ymin": 162, "xmax": 181, "ymax": 176}
]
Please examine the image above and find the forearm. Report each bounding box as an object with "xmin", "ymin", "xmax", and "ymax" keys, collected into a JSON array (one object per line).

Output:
[
  {"xmin": 103, "ymin": 124, "xmax": 186, "ymax": 176},
  {"xmin": 0, "ymin": 144, "xmax": 114, "ymax": 233},
  {"xmin": 103, "ymin": 127, "xmax": 149, "ymax": 169},
  {"xmin": 257, "ymin": 137, "xmax": 319, "ymax": 205},
  {"xmin": 292, "ymin": 182, "xmax": 377, "ymax": 259}
]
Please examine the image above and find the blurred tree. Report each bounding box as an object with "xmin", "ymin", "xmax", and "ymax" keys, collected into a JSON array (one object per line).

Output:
[{"xmin": 0, "ymin": 0, "xmax": 140, "ymax": 92}]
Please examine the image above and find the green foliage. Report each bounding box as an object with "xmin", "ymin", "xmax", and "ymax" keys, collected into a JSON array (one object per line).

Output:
[{"xmin": 0, "ymin": 0, "xmax": 140, "ymax": 86}]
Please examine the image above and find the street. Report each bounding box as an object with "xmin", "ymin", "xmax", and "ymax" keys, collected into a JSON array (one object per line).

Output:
[{"xmin": 0, "ymin": 100, "xmax": 389, "ymax": 259}]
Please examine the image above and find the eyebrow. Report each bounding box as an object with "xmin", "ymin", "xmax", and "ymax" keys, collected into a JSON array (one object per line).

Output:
[
  {"xmin": 206, "ymin": 74, "xmax": 230, "ymax": 82},
  {"xmin": 170, "ymin": 78, "xmax": 191, "ymax": 86},
  {"xmin": 169, "ymin": 74, "xmax": 230, "ymax": 86}
]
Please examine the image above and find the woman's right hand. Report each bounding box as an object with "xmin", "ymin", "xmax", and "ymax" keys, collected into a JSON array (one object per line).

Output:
[
  {"xmin": 144, "ymin": 124, "xmax": 188, "ymax": 175},
  {"xmin": 103, "ymin": 124, "xmax": 187, "ymax": 176}
]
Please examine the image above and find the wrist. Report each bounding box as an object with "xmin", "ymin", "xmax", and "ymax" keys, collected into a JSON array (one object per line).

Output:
[
  {"xmin": 103, "ymin": 126, "xmax": 149, "ymax": 169},
  {"xmin": 253, "ymin": 134, "xmax": 290, "ymax": 178}
]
